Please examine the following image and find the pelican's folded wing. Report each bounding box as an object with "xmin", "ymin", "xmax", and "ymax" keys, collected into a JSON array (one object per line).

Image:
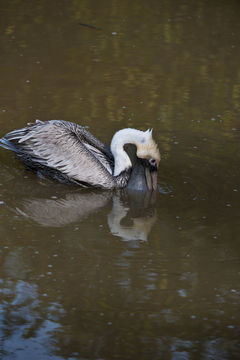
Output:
[{"xmin": 1, "ymin": 120, "xmax": 116, "ymax": 189}]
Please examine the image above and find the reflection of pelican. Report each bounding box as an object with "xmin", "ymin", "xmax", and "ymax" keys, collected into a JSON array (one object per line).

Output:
[
  {"xmin": 13, "ymin": 191, "xmax": 156, "ymax": 241},
  {"xmin": 108, "ymin": 194, "xmax": 156, "ymax": 241},
  {"xmin": 16, "ymin": 191, "xmax": 112, "ymax": 227},
  {"xmin": 0, "ymin": 120, "xmax": 160, "ymax": 191}
]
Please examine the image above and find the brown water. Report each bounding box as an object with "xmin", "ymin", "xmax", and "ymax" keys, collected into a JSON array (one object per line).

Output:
[{"xmin": 1, "ymin": 0, "xmax": 240, "ymax": 359}]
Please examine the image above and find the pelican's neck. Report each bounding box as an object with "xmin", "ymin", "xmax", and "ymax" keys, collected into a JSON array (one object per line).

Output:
[{"xmin": 110, "ymin": 128, "xmax": 147, "ymax": 176}]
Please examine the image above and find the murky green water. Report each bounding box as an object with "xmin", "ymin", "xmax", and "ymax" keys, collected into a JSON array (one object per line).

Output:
[{"xmin": 1, "ymin": 0, "xmax": 240, "ymax": 359}]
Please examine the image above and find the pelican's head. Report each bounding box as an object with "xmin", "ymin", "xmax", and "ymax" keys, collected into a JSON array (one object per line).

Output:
[
  {"xmin": 132, "ymin": 129, "xmax": 160, "ymax": 191},
  {"xmin": 111, "ymin": 128, "xmax": 160, "ymax": 191},
  {"xmin": 135, "ymin": 129, "xmax": 160, "ymax": 163}
]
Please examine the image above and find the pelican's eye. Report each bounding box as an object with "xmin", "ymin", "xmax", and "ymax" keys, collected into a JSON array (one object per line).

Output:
[{"xmin": 149, "ymin": 158, "xmax": 157, "ymax": 167}]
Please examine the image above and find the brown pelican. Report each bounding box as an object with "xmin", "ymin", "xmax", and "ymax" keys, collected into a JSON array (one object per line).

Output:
[{"xmin": 0, "ymin": 120, "xmax": 160, "ymax": 190}]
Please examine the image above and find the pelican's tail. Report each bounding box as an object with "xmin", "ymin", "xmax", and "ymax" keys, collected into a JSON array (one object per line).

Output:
[
  {"xmin": 0, "ymin": 126, "xmax": 31, "ymax": 155},
  {"xmin": 0, "ymin": 136, "xmax": 18, "ymax": 152}
]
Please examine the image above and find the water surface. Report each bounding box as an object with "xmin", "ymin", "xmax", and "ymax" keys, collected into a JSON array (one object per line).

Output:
[{"xmin": 1, "ymin": 0, "xmax": 240, "ymax": 359}]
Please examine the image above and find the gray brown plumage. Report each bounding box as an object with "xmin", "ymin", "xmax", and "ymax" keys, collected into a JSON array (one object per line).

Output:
[{"xmin": 0, "ymin": 120, "xmax": 160, "ymax": 190}]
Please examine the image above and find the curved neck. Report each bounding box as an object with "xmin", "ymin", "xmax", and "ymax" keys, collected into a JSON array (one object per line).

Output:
[{"xmin": 110, "ymin": 128, "xmax": 146, "ymax": 176}]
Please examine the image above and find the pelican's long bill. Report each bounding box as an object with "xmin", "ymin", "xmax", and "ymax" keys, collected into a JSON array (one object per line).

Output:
[
  {"xmin": 143, "ymin": 158, "xmax": 158, "ymax": 192},
  {"xmin": 145, "ymin": 166, "xmax": 158, "ymax": 191}
]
